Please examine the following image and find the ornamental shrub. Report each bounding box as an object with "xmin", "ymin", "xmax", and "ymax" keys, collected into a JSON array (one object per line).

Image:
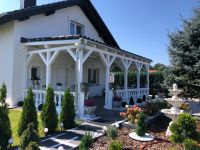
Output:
[
  {"xmin": 137, "ymin": 98, "xmax": 142, "ymax": 103},
  {"xmin": 129, "ymin": 97, "xmax": 134, "ymax": 105},
  {"xmin": 107, "ymin": 125, "xmax": 118, "ymax": 139},
  {"xmin": 183, "ymin": 139, "xmax": 200, "ymax": 150},
  {"xmin": 19, "ymin": 123, "xmax": 39, "ymax": 150},
  {"xmin": 0, "ymin": 107, "xmax": 12, "ymax": 150},
  {"xmin": 0, "ymin": 83, "xmax": 7, "ymax": 106},
  {"xmin": 79, "ymin": 132, "xmax": 93, "ymax": 150},
  {"xmin": 169, "ymin": 113, "xmax": 200, "ymax": 144},
  {"xmin": 18, "ymin": 88, "xmax": 38, "ymax": 136},
  {"xmin": 25, "ymin": 142, "xmax": 40, "ymax": 150},
  {"xmin": 60, "ymin": 89, "xmax": 75, "ymax": 129},
  {"xmin": 41, "ymin": 86, "xmax": 58, "ymax": 134},
  {"xmin": 108, "ymin": 140, "xmax": 123, "ymax": 150},
  {"xmin": 17, "ymin": 101, "xmax": 24, "ymax": 107},
  {"xmin": 135, "ymin": 112, "xmax": 147, "ymax": 136}
]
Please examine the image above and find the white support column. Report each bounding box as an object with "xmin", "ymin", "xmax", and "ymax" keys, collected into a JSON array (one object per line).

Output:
[
  {"xmin": 46, "ymin": 52, "xmax": 51, "ymax": 88},
  {"xmin": 135, "ymin": 62, "xmax": 143, "ymax": 98},
  {"xmin": 99, "ymin": 53, "xmax": 116, "ymax": 109},
  {"xmin": 145, "ymin": 64, "xmax": 150, "ymax": 95},
  {"xmin": 25, "ymin": 53, "xmax": 34, "ymax": 89},
  {"xmin": 121, "ymin": 58, "xmax": 131, "ymax": 101},
  {"xmin": 75, "ymin": 49, "xmax": 85, "ymax": 119}
]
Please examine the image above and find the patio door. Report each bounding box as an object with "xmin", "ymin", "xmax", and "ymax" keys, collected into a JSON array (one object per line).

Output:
[{"xmin": 56, "ymin": 67, "xmax": 68, "ymax": 90}]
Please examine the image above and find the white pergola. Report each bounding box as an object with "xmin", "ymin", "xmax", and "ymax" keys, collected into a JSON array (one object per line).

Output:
[{"xmin": 23, "ymin": 37, "xmax": 151, "ymax": 118}]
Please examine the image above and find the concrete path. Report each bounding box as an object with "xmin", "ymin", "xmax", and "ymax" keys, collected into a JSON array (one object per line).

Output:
[{"xmin": 39, "ymin": 122, "xmax": 105, "ymax": 150}]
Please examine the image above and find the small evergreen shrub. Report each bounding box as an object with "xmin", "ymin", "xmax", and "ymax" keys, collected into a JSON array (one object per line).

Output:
[
  {"xmin": 37, "ymin": 104, "xmax": 43, "ymax": 111},
  {"xmin": 129, "ymin": 97, "xmax": 134, "ymax": 105},
  {"xmin": 17, "ymin": 101, "xmax": 24, "ymax": 107},
  {"xmin": 135, "ymin": 112, "xmax": 147, "ymax": 136},
  {"xmin": 79, "ymin": 132, "xmax": 93, "ymax": 150},
  {"xmin": 108, "ymin": 140, "xmax": 123, "ymax": 150},
  {"xmin": 41, "ymin": 86, "xmax": 58, "ymax": 134},
  {"xmin": 18, "ymin": 88, "xmax": 38, "ymax": 136},
  {"xmin": 183, "ymin": 138, "xmax": 200, "ymax": 150},
  {"xmin": 0, "ymin": 83, "xmax": 7, "ymax": 106},
  {"xmin": 121, "ymin": 101, "xmax": 127, "ymax": 108},
  {"xmin": 0, "ymin": 83, "xmax": 12, "ymax": 150},
  {"xmin": 169, "ymin": 113, "xmax": 200, "ymax": 144},
  {"xmin": 60, "ymin": 89, "xmax": 75, "ymax": 129},
  {"xmin": 19, "ymin": 123, "xmax": 39, "ymax": 150},
  {"xmin": 107, "ymin": 125, "xmax": 118, "ymax": 139},
  {"xmin": 142, "ymin": 95, "xmax": 146, "ymax": 102},
  {"xmin": 25, "ymin": 142, "xmax": 40, "ymax": 150},
  {"xmin": 0, "ymin": 107, "xmax": 12, "ymax": 150},
  {"xmin": 137, "ymin": 98, "xmax": 142, "ymax": 103}
]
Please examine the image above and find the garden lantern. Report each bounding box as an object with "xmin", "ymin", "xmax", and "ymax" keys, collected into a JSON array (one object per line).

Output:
[
  {"xmin": 44, "ymin": 128, "xmax": 48, "ymax": 136},
  {"xmin": 8, "ymin": 138, "xmax": 13, "ymax": 148},
  {"xmin": 58, "ymin": 146, "xmax": 64, "ymax": 150}
]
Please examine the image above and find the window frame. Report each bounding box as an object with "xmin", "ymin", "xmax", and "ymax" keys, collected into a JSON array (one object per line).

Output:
[
  {"xmin": 70, "ymin": 21, "xmax": 84, "ymax": 36},
  {"xmin": 87, "ymin": 68, "xmax": 99, "ymax": 86}
]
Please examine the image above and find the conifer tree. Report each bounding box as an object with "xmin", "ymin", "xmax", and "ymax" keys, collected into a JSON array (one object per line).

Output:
[
  {"xmin": 18, "ymin": 88, "xmax": 38, "ymax": 136},
  {"xmin": 0, "ymin": 83, "xmax": 12, "ymax": 150},
  {"xmin": 19, "ymin": 123, "xmax": 39, "ymax": 150},
  {"xmin": 167, "ymin": 8, "xmax": 200, "ymax": 96},
  {"xmin": 41, "ymin": 86, "xmax": 58, "ymax": 134},
  {"xmin": 60, "ymin": 89, "xmax": 75, "ymax": 129}
]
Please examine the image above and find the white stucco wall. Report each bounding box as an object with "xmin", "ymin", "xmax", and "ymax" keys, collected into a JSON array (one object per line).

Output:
[
  {"xmin": 4, "ymin": 5, "xmax": 105, "ymax": 105},
  {"xmin": 0, "ymin": 22, "xmax": 15, "ymax": 105}
]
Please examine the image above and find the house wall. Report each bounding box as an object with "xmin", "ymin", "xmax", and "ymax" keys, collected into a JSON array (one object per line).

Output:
[
  {"xmin": 0, "ymin": 22, "xmax": 15, "ymax": 105},
  {"xmin": 1, "ymin": 5, "xmax": 105, "ymax": 106}
]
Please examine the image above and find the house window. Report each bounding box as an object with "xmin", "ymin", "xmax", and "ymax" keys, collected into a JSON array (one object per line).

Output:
[
  {"xmin": 88, "ymin": 68, "xmax": 99, "ymax": 85},
  {"xmin": 31, "ymin": 67, "xmax": 40, "ymax": 80},
  {"xmin": 70, "ymin": 21, "xmax": 84, "ymax": 36}
]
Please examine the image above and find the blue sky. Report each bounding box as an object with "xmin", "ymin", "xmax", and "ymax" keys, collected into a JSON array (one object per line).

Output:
[{"xmin": 0, "ymin": 0, "xmax": 197, "ymax": 65}]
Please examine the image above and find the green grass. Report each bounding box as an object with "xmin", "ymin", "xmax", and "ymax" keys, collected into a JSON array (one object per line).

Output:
[
  {"xmin": 8, "ymin": 109, "xmax": 83, "ymax": 147},
  {"xmin": 9, "ymin": 109, "xmax": 44, "ymax": 146}
]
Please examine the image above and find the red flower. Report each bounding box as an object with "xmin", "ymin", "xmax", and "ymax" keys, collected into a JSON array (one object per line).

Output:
[{"xmin": 84, "ymin": 99, "xmax": 96, "ymax": 107}]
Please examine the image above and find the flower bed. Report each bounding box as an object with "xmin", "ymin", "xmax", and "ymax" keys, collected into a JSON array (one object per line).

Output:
[{"xmin": 89, "ymin": 116, "xmax": 200, "ymax": 150}]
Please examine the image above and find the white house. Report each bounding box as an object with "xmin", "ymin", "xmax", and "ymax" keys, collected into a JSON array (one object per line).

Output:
[{"xmin": 0, "ymin": 0, "xmax": 152, "ymax": 118}]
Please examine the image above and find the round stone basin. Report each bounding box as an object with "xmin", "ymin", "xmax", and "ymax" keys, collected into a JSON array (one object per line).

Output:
[
  {"xmin": 161, "ymin": 109, "xmax": 179, "ymax": 122},
  {"xmin": 129, "ymin": 132, "xmax": 154, "ymax": 142},
  {"xmin": 164, "ymin": 98, "xmax": 186, "ymax": 108}
]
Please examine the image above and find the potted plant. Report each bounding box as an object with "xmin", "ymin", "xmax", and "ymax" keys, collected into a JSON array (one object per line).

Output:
[
  {"xmin": 84, "ymin": 99, "xmax": 97, "ymax": 116},
  {"xmin": 179, "ymin": 103, "xmax": 190, "ymax": 112},
  {"xmin": 56, "ymin": 82, "xmax": 63, "ymax": 91},
  {"xmin": 112, "ymin": 96, "xmax": 122, "ymax": 108},
  {"xmin": 120, "ymin": 105, "xmax": 154, "ymax": 141}
]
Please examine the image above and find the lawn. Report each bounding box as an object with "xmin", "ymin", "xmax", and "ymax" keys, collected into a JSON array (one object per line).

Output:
[
  {"xmin": 8, "ymin": 108, "xmax": 82, "ymax": 147},
  {"xmin": 9, "ymin": 109, "xmax": 44, "ymax": 147}
]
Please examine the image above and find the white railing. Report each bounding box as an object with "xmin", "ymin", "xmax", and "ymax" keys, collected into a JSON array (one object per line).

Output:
[
  {"xmin": 24, "ymin": 89, "xmax": 75, "ymax": 108},
  {"xmin": 115, "ymin": 88, "xmax": 149, "ymax": 102}
]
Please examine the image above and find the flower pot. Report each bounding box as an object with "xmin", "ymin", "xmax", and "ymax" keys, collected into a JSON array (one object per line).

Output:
[
  {"xmin": 56, "ymin": 85, "xmax": 63, "ymax": 91},
  {"xmin": 84, "ymin": 106, "xmax": 97, "ymax": 115},
  {"xmin": 113, "ymin": 101, "xmax": 121, "ymax": 108}
]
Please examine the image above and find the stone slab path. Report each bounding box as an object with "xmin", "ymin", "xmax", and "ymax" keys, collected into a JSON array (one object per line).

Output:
[{"xmin": 39, "ymin": 122, "xmax": 105, "ymax": 150}]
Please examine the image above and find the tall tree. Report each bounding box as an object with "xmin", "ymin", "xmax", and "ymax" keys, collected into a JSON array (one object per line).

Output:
[
  {"xmin": 168, "ymin": 8, "xmax": 200, "ymax": 97},
  {"xmin": 41, "ymin": 86, "xmax": 58, "ymax": 134},
  {"xmin": 0, "ymin": 83, "xmax": 12, "ymax": 150},
  {"xmin": 18, "ymin": 88, "xmax": 38, "ymax": 136},
  {"xmin": 60, "ymin": 89, "xmax": 75, "ymax": 129}
]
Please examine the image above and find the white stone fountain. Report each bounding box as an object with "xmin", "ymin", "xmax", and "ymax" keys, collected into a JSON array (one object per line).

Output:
[{"xmin": 161, "ymin": 84, "xmax": 186, "ymax": 135}]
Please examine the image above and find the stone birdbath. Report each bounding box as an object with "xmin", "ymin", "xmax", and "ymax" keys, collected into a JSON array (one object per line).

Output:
[{"xmin": 161, "ymin": 84, "xmax": 186, "ymax": 136}]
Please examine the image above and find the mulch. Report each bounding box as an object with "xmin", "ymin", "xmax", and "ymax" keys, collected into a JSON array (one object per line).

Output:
[{"xmin": 89, "ymin": 116, "xmax": 200, "ymax": 150}]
